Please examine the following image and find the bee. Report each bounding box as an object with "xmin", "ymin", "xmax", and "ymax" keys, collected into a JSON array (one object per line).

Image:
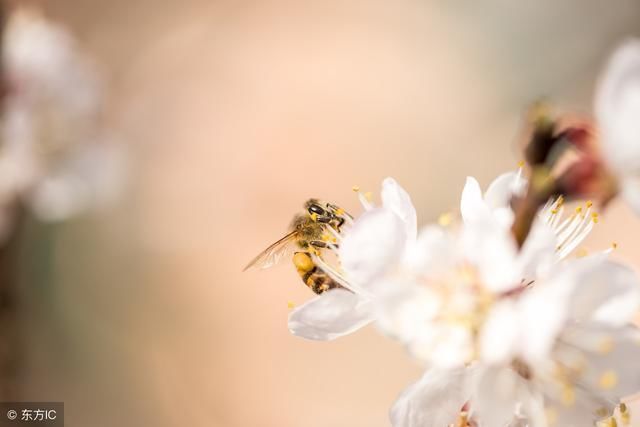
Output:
[{"xmin": 244, "ymin": 199, "xmax": 352, "ymax": 294}]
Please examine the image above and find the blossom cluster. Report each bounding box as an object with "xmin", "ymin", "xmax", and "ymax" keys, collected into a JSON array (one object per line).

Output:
[
  {"xmin": 283, "ymin": 40, "xmax": 640, "ymax": 427},
  {"xmin": 0, "ymin": 7, "xmax": 124, "ymax": 241}
]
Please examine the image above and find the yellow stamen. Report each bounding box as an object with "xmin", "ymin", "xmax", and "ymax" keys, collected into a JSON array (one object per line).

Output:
[
  {"xmin": 561, "ymin": 386, "xmax": 576, "ymax": 406},
  {"xmin": 551, "ymin": 209, "xmax": 559, "ymax": 215},
  {"xmin": 577, "ymin": 248, "xmax": 589, "ymax": 258},
  {"xmin": 596, "ymin": 407, "xmax": 610, "ymax": 418},
  {"xmin": 556, "ymin": 195, "xmax": 565, "ymax": 207},
  {"xmin": 438, "ymin": 212, "xmax": 453, "ymax": 227},
  {"xmin": 517, "ymin": 160, "xmax": 525, "ymax": 168},
  {"xmin": 364, "ymin": 191, "xmax": 373, "ymax": 202},
  {"xmin": 592, "ymin": 212, "xmax": 599, "ymax": 223},
  {"xmin": 587, "ymin": 200, "xmax": 593, "ymax": 208},
  {"xmin": 576, "ymin": 206, "xmax": 583, "ymax": 214},
  {"xmin": 598, "ymin": 337, "xmax": 615, "ymax": 355},
  {"xmin": 351, "ymin": 185, "xmax": 360, "ymax": 192},
  {"xmin": 611, "ymin": 242, "xmax": 618, "ymax": 250},
  {"xmin": 456, "ymin": 411, "xmax": 469, "ymax": 427},
  {"xmin": 545, "ymin": 407, "xmax": 558, "ymax": 425},
  {"xmin": 599, "ymin": 371, "xmax": 618, "ymax": 390},
  {"xmin": 620, "ymin": 403, "xmax": 631, "ymax": 425},
  {"xmin": 287, "ymin": 301, "xmax": 295, "ymax": 309}
]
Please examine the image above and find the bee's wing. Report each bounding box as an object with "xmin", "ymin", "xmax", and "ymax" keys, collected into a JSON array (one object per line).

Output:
[{"xmin": 243, "ymin": 230, "xmax": 299, "ymax": 271}]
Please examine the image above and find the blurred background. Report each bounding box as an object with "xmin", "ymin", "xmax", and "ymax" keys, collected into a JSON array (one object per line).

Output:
[{"xmin": 7, "ymin": 0, "xmax": 640, "ymax": 426}]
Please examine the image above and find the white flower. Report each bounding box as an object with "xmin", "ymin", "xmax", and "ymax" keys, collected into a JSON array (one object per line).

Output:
[
  {"xmin": 492, "ymin": 264, "xmax": 639, "ymax": 427},
  {"xmin": 0, "ymin": 8, "xmax": 125, "ymax": 239},
  {"xmin": 595, "ymin": 38, "xmax": 640, "ymax": 213},
  {"xmin": 359, "ymin": 174, "xmax": 640, "ymax": 426},
  {"xmin": 388, "ymin": 255, "xmax": 640, "ymax": 427},
  {"xmin": 288, "ymin": 177, "xmax": 417, "ymax": 341}
]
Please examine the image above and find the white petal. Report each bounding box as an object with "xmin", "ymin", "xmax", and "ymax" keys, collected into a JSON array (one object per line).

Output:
[
  {"xmin": 460, "ymin": 176, "xmax": 492, "ymax": 224},
  {"xmin": 339, "ymin": 208, "xmax": 406, "ymax": 287},
  {"xmin": 480, "ymin": 301, "xmax": 519, "ymax": 365},
  {"xmin": 461, "ymin": 220, "xmax": 520, "ymax": 292},
  {"xmin": 381, "ymin": 177, "xmax": 418, "ymax": 242},
  {"xmin": 519, "ymin": 278, "xmax": 572, "ymax": 364},
  {"xmin": 517, "ymin": 217, "xmax": 559, "ymax": 279},
  {"xmin": 557, "ymin": 324, "xmax": 640, "ymax": 403},
  {"xmin": 403, "ymin": 225, "xmax": 457, "ymax": 277},
  {"xmin": 596, "ymin": 39, "xmax": 640, "ymax": 175},
  {"xmin": 565, "ymin": 260, "xmax": 640, "ymax": 326},
  {"xmin": 288, "ymin": 289, "xmax": 373, "ymax": 341},
  {"xmin": 374, "ymin": 281, "xmax": 441, "ymax": 344},
  {"xmin": 484, "ymin": 171, "xmax": 527, "ymax": 211},
  {"xmin": 424, "ymin": 325, "xmax": 474, "ymax": 369},
  {"xmin": 471, "ymin": 366, "xmax": 522, "ymax": 427},
  {"xmin": 390, "ymin": 368, "xmax": 471, "ymax": 427},
  {"xmin": 622, "ymin": 177, "xmax": 640, "ymax": 215}
]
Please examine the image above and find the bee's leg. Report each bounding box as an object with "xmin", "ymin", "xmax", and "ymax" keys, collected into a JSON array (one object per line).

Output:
[{"xmin": 315, "ymin": 216, "xmax": 332, "ymax": 224}]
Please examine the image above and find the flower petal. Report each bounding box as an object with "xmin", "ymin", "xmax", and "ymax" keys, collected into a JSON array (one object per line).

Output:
[
  {"xmin": 480, "ymin": 301, "xmax": 519, "ymax": 365},
  {"xmin": 470, "ymin": 366, "xmax": 523, "ymax": 427},
  {"xmin": 390, "ymin": 368, "xmax": 471, "ymax": 427},
  {"xmin": 381, "ymin": 177, "xmax": 418, "ymax": 242},
  {"xmin": 461, "ymin": 219, "xmax": 520, "ymax": 292},
  {"xmin": 564, "ymin": 259, "xmax": 640, "ymax": 326},
  {"xmin": 557, "ymin": 324, "xmax": 640, "ymax": 402},
  {"xmin": 288, "ymin": 289, "xmax": 373, "ymax": 341},
  {"xmin": 403, "ymin": 225, "xmax": 457, "ymax": 278},
  {"xmin": 484, "ymin": 171, "xmax": 527, "ymax": 211},
  {"xmin": 622, "ymin": 177, "xmax": 640, "ymax": 215},
  {"xmin": 339, "ymin": 207, "xmax": 406, "ymax": 287},
  {"xmin": 596, "ymin": 39, "xmax": 640, "ymax": 176},
  {"xmin": 517, "ymin": 217, "xmax": 558, "ymax": 279},
  {"xmin": 374, "ymin": 281, "xmax": 441, "ymax": 344},
  {"xmin": 460, "ymin": 176, "xmax": 491, "ymax": 224}
]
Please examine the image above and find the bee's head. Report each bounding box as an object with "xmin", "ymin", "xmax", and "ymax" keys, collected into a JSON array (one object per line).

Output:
[{"xmin": 305, "ymin": 199, "xmax": 327, "ymax": 217}]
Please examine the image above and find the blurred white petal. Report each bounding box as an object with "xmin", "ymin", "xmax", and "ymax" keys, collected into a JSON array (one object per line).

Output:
[
  {"xmin": 480, "ymin": 301, "xmax": 519, "ymax": 365},
  {"xmin": 461, "ymin": 220, "xmax": 519, "ymax": 292},
  {"xmin": 339, "ymin": 208, "xmax": 406, "ymax": 287},
  {"xmin": 471, "ymin": 366, "xmax": 523, "ymax": 427},
  {"xmin": 374, "ymin": 281, "xmax": 441, "ymax": 343},
  {"xmin": 517, "ymin": 217, "xmax": 558, "ymax": 279},
  {"xmin": 484, "ymin": 170, "xmax": 526, "ymax": 211},
  {"xmin": 621, "ymin": 177, "xmax": 640, "ymax": 214},
  {"xmin": 558, "ymin": 324, "xmax": 640, "ymax": 402},
  {"xmin": 390, "ymin": 368, "xmax": 471, "ymax": 427},
  {"xmin": 403, "ymin": 225, "xmax": 456, "ymax": 277},
  {"xmin": 563, "ymin": 260, "xmax": 640, "ymax": 326},
  {"xmin": 460, "ymin": 176, "xmax": 491, "ymax": 223},
  {"xmin": 381, "ymin": 177, "xmax": 417, "ymax": 242},
  {"xmin": 288, "ymin": 289, "xmax": 373, "ymax": 341},
  {"xmin": 596, "ymin": 39, "xmax": 640, "ymax": 176}
]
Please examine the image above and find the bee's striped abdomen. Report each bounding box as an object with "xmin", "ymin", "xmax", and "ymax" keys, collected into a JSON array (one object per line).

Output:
[{"xmin": 292, "ymin": 252, "xmax": 342, "ymax": 295}]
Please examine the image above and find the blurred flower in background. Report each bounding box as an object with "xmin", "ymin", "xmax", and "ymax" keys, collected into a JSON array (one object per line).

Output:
[
  {"xmin": 0, "ymin": 3, "xmax": 125, "ymax": 402},
  {"xmin": 0, "ymin": 7, "xmax": 125, "ymax": 240},
  {"xmin": 596, "ymin": 39, "xmax": 640, "ymax": 214}
]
